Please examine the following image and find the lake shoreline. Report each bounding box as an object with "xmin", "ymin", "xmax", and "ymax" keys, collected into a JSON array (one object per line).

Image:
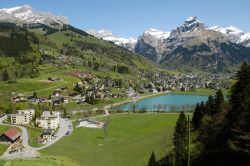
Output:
[
  {"xmin": 102, "ymin": 88, "xmax": 229, "ymax": 111},
  {"xmin": 109, "ymin": 93, "xmax": 209, "ymax": 111},
  {"xmin": 104, "ymin": 91, "xmax": 171, "ymax": 109}
]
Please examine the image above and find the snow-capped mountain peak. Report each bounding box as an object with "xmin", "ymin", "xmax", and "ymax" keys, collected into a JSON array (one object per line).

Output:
[
  {"xmin": 238, "ymin": 33, "xmax": 250, "ymax": 47},
  {"xmin": 0, "ymin": 5, "xmax": 30, "ymax": 14},
  {"xmin": 170, "ymin": 16, "xmax": 205, "ymax": 36},
  {"xmin": 86, "ymin": 29, "xmax": 137, "ymax": 51},
  {"xmin": 0, "ymin": 5, "xmax": 68, "ymax": 27},
  {"xmin": 144, "ymin": 28, "xmax": 170, "ymax": 39},
  {"xmin": 134, "ymin": 28, "xmax": 171, "ymax": 62},
  {"xmin": 87, "ymin": 29, "xmax": 113, "ymax": 38},
  {"xmin": 185, "ymin": 16, "xmax": 197, "ymax": 22},
  {"xmin": 183, "ymin": 16, "xmax": 204, "ymax": 29},
  {"xmin": 209, "ymin": 26, "xmax": 244, "ymax": 36},
  {"xmin": 208, "ymin": 25, "xmax": 250, "ymax": 45}
]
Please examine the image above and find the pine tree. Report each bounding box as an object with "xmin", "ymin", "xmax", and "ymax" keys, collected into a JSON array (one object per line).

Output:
[
  {"xmin": 148, "ymin": 151, "xmax": 157, "ymax": 166},
  {"xmin": 34, "ymin": 109, "xmax": 42, "ymax": 124},
  {"xmin": 63, "ymin": 107, "xmax": 67, "ymax": 118},
  {"xmin": 213, "ymin": 89, "xmax": 224, "ymax": 115},
  {"xmin": 205, "ymin": 95, "xmax": 214, "ymax": 115},
  {"xmin": 2, "ymin": 69, "xmax": 9, "ymax": 81},
  {"xmin": 6, "ymin": 102, "xmax": 16, "ymax": 114},
  {"xmin": 227, "ymin": 62, "xmax": 250, "ymax": 162},
  {"xmin": 191, "ymin": 63, "xmax": 250, "ymax": 165},
  {"xmin": 192, "ymin": 103, "xmax": 202, "ymax": 129},
  {"xmin": 229, "ymin": 61, "xmax": 250, "ymax": 121},
  {"xmin": 200, "ymin": 101, "xmax": 205, "ymax": 113},
  {"xmin": 173, "ymin": 111, "xmax": 188, "ymax": 166},
  {"xmin": 33, "ymin": 91, "xmax": 38, "ymax": 99}
]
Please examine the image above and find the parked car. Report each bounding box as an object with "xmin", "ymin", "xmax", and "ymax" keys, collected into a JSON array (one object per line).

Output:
[{"xmin": 65, "ymin": 131, "xmax": 71, "ymax": 135}]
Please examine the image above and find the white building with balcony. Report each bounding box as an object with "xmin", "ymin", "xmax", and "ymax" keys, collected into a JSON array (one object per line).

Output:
[
  {"xmin": 36, "ymin": 111, "xmax": 60, "ymax": 129},
  {"xmin": 9, "ymin": 109, "xmax": 35, "ymax": 125}
]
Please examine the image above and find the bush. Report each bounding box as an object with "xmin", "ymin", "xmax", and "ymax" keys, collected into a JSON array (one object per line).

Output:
[{"xmin": 7, "ymin": 80, "xmax": 17, "ymax": 84}]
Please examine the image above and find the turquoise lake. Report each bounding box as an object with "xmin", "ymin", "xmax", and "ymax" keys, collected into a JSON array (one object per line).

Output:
[{"xmin": 112, "ymin": 95, "xmax": 208, "ymax": 111}]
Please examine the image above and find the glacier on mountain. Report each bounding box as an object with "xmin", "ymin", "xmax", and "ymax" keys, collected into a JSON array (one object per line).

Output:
[{"xmin": 0, "ymin": 5, "xmax": 68, "ymax": 27}]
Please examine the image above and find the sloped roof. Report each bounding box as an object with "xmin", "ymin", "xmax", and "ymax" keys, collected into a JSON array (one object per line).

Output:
[
  {"xmin": 4, "ymin": 127, "xmax": 21, "ymax": 141},
  {"xmin": 43, "ymin": 129, "xmax": 53, "ymax": 135}
]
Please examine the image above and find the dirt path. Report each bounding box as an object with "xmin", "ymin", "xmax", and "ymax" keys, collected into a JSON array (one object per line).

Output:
[{"xmin": 22, "ymin": 82, "xmax": 68, "ymax": 95}]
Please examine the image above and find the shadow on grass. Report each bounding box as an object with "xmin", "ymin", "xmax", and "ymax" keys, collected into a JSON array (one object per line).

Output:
[{"xmin": 96, "ymin": 136, "xmax": 104, "ymax": 139}]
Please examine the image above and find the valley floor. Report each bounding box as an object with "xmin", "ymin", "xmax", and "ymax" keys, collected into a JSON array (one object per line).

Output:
[{"xmin": 1, "ymin": 113, "xmax": 179, "ymax": 166}]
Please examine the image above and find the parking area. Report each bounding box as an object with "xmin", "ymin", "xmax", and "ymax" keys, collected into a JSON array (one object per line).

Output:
[{"xmin": 65, "ymin": 122, "xmax": 73, "ymax": 136}]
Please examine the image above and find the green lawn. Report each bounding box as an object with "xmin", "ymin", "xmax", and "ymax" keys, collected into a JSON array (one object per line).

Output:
[
  {"xmin": 0, "ymin": 64, "xmax": 80, "ymax": 98},
  {"xmin": 0, "ymin": 79, "xmax": 60, "ymax": 97},
  {"xmin": 40, "ymin": 113, "xmax": 179, "ymax": 166},
  {"xmin": 0, "ymin": 144, "xmax": 8, "ymax": 156},
  {"xmin": 3, "ymin": 157, "xmax": 77, "ymax": 166},
  {"xmin": 0, "ymin": 126, "xmax": 12, "ymax": 134},
  {"xmin": 0, "ymin": 160, "xmax": 5, "ymax": 166},
  {"xmin": 27, "ymin": 127, "xmax": 43, "ymax": 147}
]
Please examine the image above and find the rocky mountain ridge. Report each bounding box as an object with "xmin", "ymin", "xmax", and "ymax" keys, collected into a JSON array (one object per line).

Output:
[{"xmin": 0, "ymin": 5, "xmax": 68, "ymax": 28}]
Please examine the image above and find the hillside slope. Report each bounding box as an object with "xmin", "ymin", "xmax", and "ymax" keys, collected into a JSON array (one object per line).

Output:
[
  {"xmin": 0, "ymin": 23, "xmax": 161, "ymax": 82},
  {"xmin": 0, "ymin": 23, "xmax": 43, "ymax": 81}
]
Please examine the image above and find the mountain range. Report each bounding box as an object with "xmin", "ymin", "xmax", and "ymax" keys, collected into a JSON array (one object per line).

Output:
[
  {"xmin": 86, "ymin": 29, "xmax": 137, "ymax": 51},
  {"xmin": 90, "ymin": 16, "xmax": 250, "ymax": 51},
  {"xmin": 1, "ymin": 5, "xmax": 250, "ymax": 73},
  {"xmin": 0, "ymin": 5, "xmax": 68, "ymax": 28},
  {"xmin": 91, "ymin": 16, "xmax": 250, "ymax": 72}
]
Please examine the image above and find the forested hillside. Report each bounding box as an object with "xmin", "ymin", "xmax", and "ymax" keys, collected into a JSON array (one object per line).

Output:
[
  {"xmin": 0, "ymin": 24, "xmax": 43, "ymax": 81},
  {"xmin": 0, "ymin": 23, "xmax": 161, "ymax": 82},
  {"xmin": 148, "ymin": 62, "xmax": 250, "ymax": 166}
]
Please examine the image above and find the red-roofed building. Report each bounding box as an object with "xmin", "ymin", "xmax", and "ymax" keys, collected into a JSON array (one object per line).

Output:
[{"xmin": 0, "ymin": 127, "xmax": 21, "ymax": 143}]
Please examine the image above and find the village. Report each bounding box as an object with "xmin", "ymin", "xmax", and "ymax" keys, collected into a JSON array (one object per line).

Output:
[
  {"xmin": 12, "ymin": 71, "xmax": 232, "ymax": 106},
  {"xmin": 0, "ymin": 70, "xmax": 233, "ymax": 158}
]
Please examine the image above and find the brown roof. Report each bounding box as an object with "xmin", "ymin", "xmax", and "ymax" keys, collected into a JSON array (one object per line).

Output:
[
  {"xmin": 4, "ymin": 128, "xmax": 21, "ymax": 141},
  {"xmin": 36, "ymin": 137, "xmax": 46, "ymax": 143}
]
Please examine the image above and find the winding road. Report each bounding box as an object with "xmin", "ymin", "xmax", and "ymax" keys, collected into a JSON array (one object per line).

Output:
[{"xmin": 0, "ymin": 115, "xmax": 72, "ymax": 160}]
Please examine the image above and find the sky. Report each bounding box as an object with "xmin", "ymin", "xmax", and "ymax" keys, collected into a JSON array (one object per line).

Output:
[{"xmin": 0, "ymin": 0, "xmax": 250, "ymax": 38}]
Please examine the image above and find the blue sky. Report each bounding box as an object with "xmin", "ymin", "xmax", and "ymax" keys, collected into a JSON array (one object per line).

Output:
[{"xmin": 0, "ymin": 0, "xmax": 250, "ymax": 38}]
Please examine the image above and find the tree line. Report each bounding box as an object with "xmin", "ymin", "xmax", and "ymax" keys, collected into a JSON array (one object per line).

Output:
[{"xmin": 148, "ymin": 62, "xmax": 250, "ymax": 166}]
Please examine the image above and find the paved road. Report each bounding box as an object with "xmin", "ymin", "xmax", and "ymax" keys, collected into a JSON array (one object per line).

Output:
[
  {"xmin": 35, "ymin": 118, "xmax": 72, "ymax": 150},
  {"xmin": 0, "ymin": 115, "xmax": 38, "ymax": 159},
  {"xmin": 0, "ymin": 115, "xmax": 72, "ymax": 160}
]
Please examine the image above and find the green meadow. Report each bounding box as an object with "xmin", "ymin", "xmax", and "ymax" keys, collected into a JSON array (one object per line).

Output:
[{"xmin": 39, "ymin": 113, "xmax": 179, "ymax": 166}]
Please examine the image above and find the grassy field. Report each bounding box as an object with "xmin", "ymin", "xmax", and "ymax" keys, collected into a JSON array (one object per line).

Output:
[
  {"xmin": 0, "ymin": 126, "xmax": 13, "ymax": 134},
  {"xmin": 0, "ymin": 66, "xmax": 79, "ymax": 97},
  {"xmin": 40, "ymin": 113, "xmax": 179, "ymax": 166},
  {"xmin": 27, "ymin": 127, "xmax": 44, "ymax": 147},
  {"xmin": 3, "ymin": 157, "xmax": 78, "ymax": 166},
  {"xmin": 0, "ymin": 144, "xmax": 8, "ymax": 156}
]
